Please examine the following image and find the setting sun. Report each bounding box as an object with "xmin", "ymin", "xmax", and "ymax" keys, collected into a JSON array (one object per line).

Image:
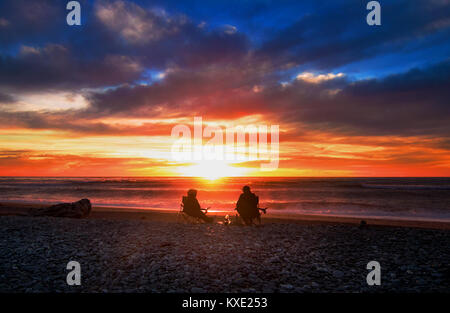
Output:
[{"xmin": 177, "ymin": 160, "xmax": 247, "ymax": 180}]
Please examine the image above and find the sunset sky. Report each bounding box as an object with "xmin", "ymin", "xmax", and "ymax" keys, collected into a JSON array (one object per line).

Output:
[{"xmin": 0, "ymin": 0, "xmax": 449, "ymax": 177}]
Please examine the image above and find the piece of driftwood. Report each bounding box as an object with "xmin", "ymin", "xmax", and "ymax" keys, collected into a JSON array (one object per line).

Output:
[{"xmin": 28, "ymin": 199, "xmax": 91, "ymax": 218}]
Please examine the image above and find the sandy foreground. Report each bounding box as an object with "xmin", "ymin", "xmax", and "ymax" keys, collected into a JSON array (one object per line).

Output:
[{"xmin": 0, "ymin": 202, "xmax": 449, "ymax": 292}]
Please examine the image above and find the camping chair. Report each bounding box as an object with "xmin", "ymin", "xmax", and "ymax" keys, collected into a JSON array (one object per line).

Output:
[
  {"xmin": 234, "ymin": 194, "xmax": 267, "ymax": 225},
  {"xmin": 177, "ymin": 200, "xmax": 210, "ymax": 224},
  {"xmin": 234, "ymin": 207, "xmax": 267, "ymax": 225}
]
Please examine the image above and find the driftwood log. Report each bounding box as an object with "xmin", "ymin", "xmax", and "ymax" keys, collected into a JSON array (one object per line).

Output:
[{"xmin": 28, "ymin": 199, "xmax": 91, "ymax": 218}]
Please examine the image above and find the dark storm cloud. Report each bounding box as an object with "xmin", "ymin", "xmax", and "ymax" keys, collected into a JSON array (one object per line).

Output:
[
  {"xmin": 84, "ymin": 59, "xmax": 450, "ymax": 139},
  {"xmin": 0, "ymin": 91, "xmax": 16, "ymax": 103},
  {"xmin": 0, "ymin": 43, "xmax": 144, "ymax": 92},
  {"xmin": 0, "ymin": 110, "xmax": 116, "ymax": 134},
  {"xmin": 0, "ymin": 0, "xmax": 250, "ymax": 93},
  {"xmin": 1, "ymin": 60, "xmax": 449, "ymax": 149},
  {"xmin": 0, "ymin": 0, "xmax": 64, "ymax": 46},
  {"xmin": 266, "ymin": 60, "xmax": 450, "ymax": 137},
  {"xmin": 84, "ymin": 62, "xmax": 264, "ymax": 117},
  {"xmin": 259, "ymin": 0, "xmax": 450, "ymax": 70},
  {"xmin": 0, "ymin": 109, "xmax": 179, "ymax": 136},
  {"xmin": 1, "ymin": 0, "xmax": 448, "ymax": 93},
  {"xmin": 0, "ymin": 0, "xmax": 449, "ymax": 146}
]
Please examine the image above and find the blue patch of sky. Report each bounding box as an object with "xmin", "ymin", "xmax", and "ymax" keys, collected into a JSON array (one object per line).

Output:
[
  {"xmin": 335, "ymin": 34, "xmax": 450, "ymax": 80},
  {"xmin": 137, "ymin": 0, "xmax": 317, "ymax": 46},
  {"xmin": 133, "ymin": 69, "xmax": 166, "ymax": 86}
]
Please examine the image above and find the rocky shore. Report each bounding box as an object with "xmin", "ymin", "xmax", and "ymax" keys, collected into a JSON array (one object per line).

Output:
[{"xmin": 0, "ymin": 215, "xmax": 448, "ymax": 292}]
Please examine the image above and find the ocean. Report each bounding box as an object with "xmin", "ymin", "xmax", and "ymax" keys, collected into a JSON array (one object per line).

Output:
[{"xmin": 1, "ymin": 177, "xmax": 450, "ymax": 221}]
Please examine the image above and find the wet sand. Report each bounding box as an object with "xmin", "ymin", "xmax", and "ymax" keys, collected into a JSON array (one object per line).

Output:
[{"xmin": 1, "ymin": 201, "xmax": 449, "ymax": 230}]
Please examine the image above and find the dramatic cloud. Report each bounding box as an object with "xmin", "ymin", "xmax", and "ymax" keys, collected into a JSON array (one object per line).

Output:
[
  {"xmin": 95, "ymin": 0, "xmax": 182, "ymax": 44},
  {"xmin": 0, "ymin": 0, "xmax": 250, "ymax": 93},
  {"xmin": 0, "ymin": 0, "xmax": 449, "ymax": 176},
  {"xmin": 267, "ymin": 61, "xmax": 450, "ymax": 137},
  {"xmin": 0, "ymin": 0, "xmax": 63, "ymax": 46},
  {"xmin": 82, "ymin": 60, "xmax": 450, "ymax": 138},
  {"xmin": 0, "ymin": 91, "xmax": 15, "ymax": 103},
  {"xmin": 296, "ymin": 72, "xmax": 345, "ymax": 84},
  {"xmin": 258, "ymin": 0, "xmax": 450, "ymax": 70},
  {"xmin": 0, "ymin": 43, "xmax": 144, "ymax": 92},
  {"xmin": 0, "ymin": 149, "xmax": 178, "ymax": 176}
]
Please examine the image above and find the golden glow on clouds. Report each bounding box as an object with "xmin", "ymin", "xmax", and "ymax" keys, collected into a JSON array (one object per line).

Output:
[
  {"xmin": 1, "ymin": 114, "xmax": 450, "ymax": 177},
  {"xmin": 296, "ymin": 72, "xmax": 345, "ymax": 83},
  {"xmin": 9, "ymin": 93, "xmax": 89, "ymax": 112}
]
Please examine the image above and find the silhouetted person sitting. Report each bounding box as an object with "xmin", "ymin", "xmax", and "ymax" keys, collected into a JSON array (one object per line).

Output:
[
  {"xmin": 182, "ymin": 189, "xmax": 213, "ymax": 223},
  {"xmin": 236, "ymin": 185, "xmax": 261, "ymax": 225}
]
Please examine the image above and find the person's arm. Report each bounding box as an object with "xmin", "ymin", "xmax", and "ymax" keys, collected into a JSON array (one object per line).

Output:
[
  {"xmin": 236, "ymin": 194, "xmax": 243, "ymax": 209},
  {"xmin": 194, "ymin": 199, "xmax": 202, "ymax": 211}
]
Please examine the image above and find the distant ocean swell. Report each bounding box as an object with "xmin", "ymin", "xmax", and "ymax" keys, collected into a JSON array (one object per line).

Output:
[{"xmin": 0, "ymin": 177, "xmax": 449, "ymax": 221}]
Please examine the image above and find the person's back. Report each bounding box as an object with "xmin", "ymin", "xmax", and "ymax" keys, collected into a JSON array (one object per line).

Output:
[
  {"xmin": 182, "ymin": 195, "xmax": 201, "ymax": 215},
  {"xmin": 236, "ymin": 186, "xmax": 259, "ymax": 225},
  {"xmin": 182, "ymin": 189, "xmax": 213, "ymax": 223}
]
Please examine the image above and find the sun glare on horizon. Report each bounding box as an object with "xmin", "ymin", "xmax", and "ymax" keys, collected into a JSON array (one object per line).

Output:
[{"xmin": 177, "ymin": 161, "xmax": 247, "ymax": 181}]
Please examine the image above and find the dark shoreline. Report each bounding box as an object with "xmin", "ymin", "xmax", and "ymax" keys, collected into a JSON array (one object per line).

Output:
[{"xmin": 1, "ymin": 201, "xmax": 450, "ymax": 230}]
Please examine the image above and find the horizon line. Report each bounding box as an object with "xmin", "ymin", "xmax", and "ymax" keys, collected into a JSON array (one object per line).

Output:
[{"xmin": 0, "ymin": 176, "xmax": 449, "ymax": 178}]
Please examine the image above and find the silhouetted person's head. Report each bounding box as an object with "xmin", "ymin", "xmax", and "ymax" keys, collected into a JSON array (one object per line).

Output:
[
  {"xmin": 187, "ymin": 189, "xmax": 197, "ymax": 198},
  {"xmin": 242, "ymin": 185, "xmax": 251, "ymax": 193}
]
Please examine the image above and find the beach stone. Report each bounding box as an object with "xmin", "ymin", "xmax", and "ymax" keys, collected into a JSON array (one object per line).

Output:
[
  {"xmin": 234, "ymin": 278, "xmax": 245, "ymax": 285},
  {"xmin": 248, "ymin": 273, "xmax": 259, "ymax": 281},
  {"xmin": 0, "ymin": 216, "xmax": 449, "ymax": 293},
  {"xmin": 268, "ymin": 256, "xmax": 280, "ymax": 263},
  {"xmin": 280, "ymin": 284, "xmax": 294, "ymax": 290},
  {"xmin": 191, "ymin": 287, "xmax": 206, "ymax": 293}
]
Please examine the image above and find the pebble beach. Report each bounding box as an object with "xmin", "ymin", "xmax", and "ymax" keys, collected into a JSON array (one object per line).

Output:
[{"xmin": 0, "ymin": 213, "xmax": 449, "ymax": 293}]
